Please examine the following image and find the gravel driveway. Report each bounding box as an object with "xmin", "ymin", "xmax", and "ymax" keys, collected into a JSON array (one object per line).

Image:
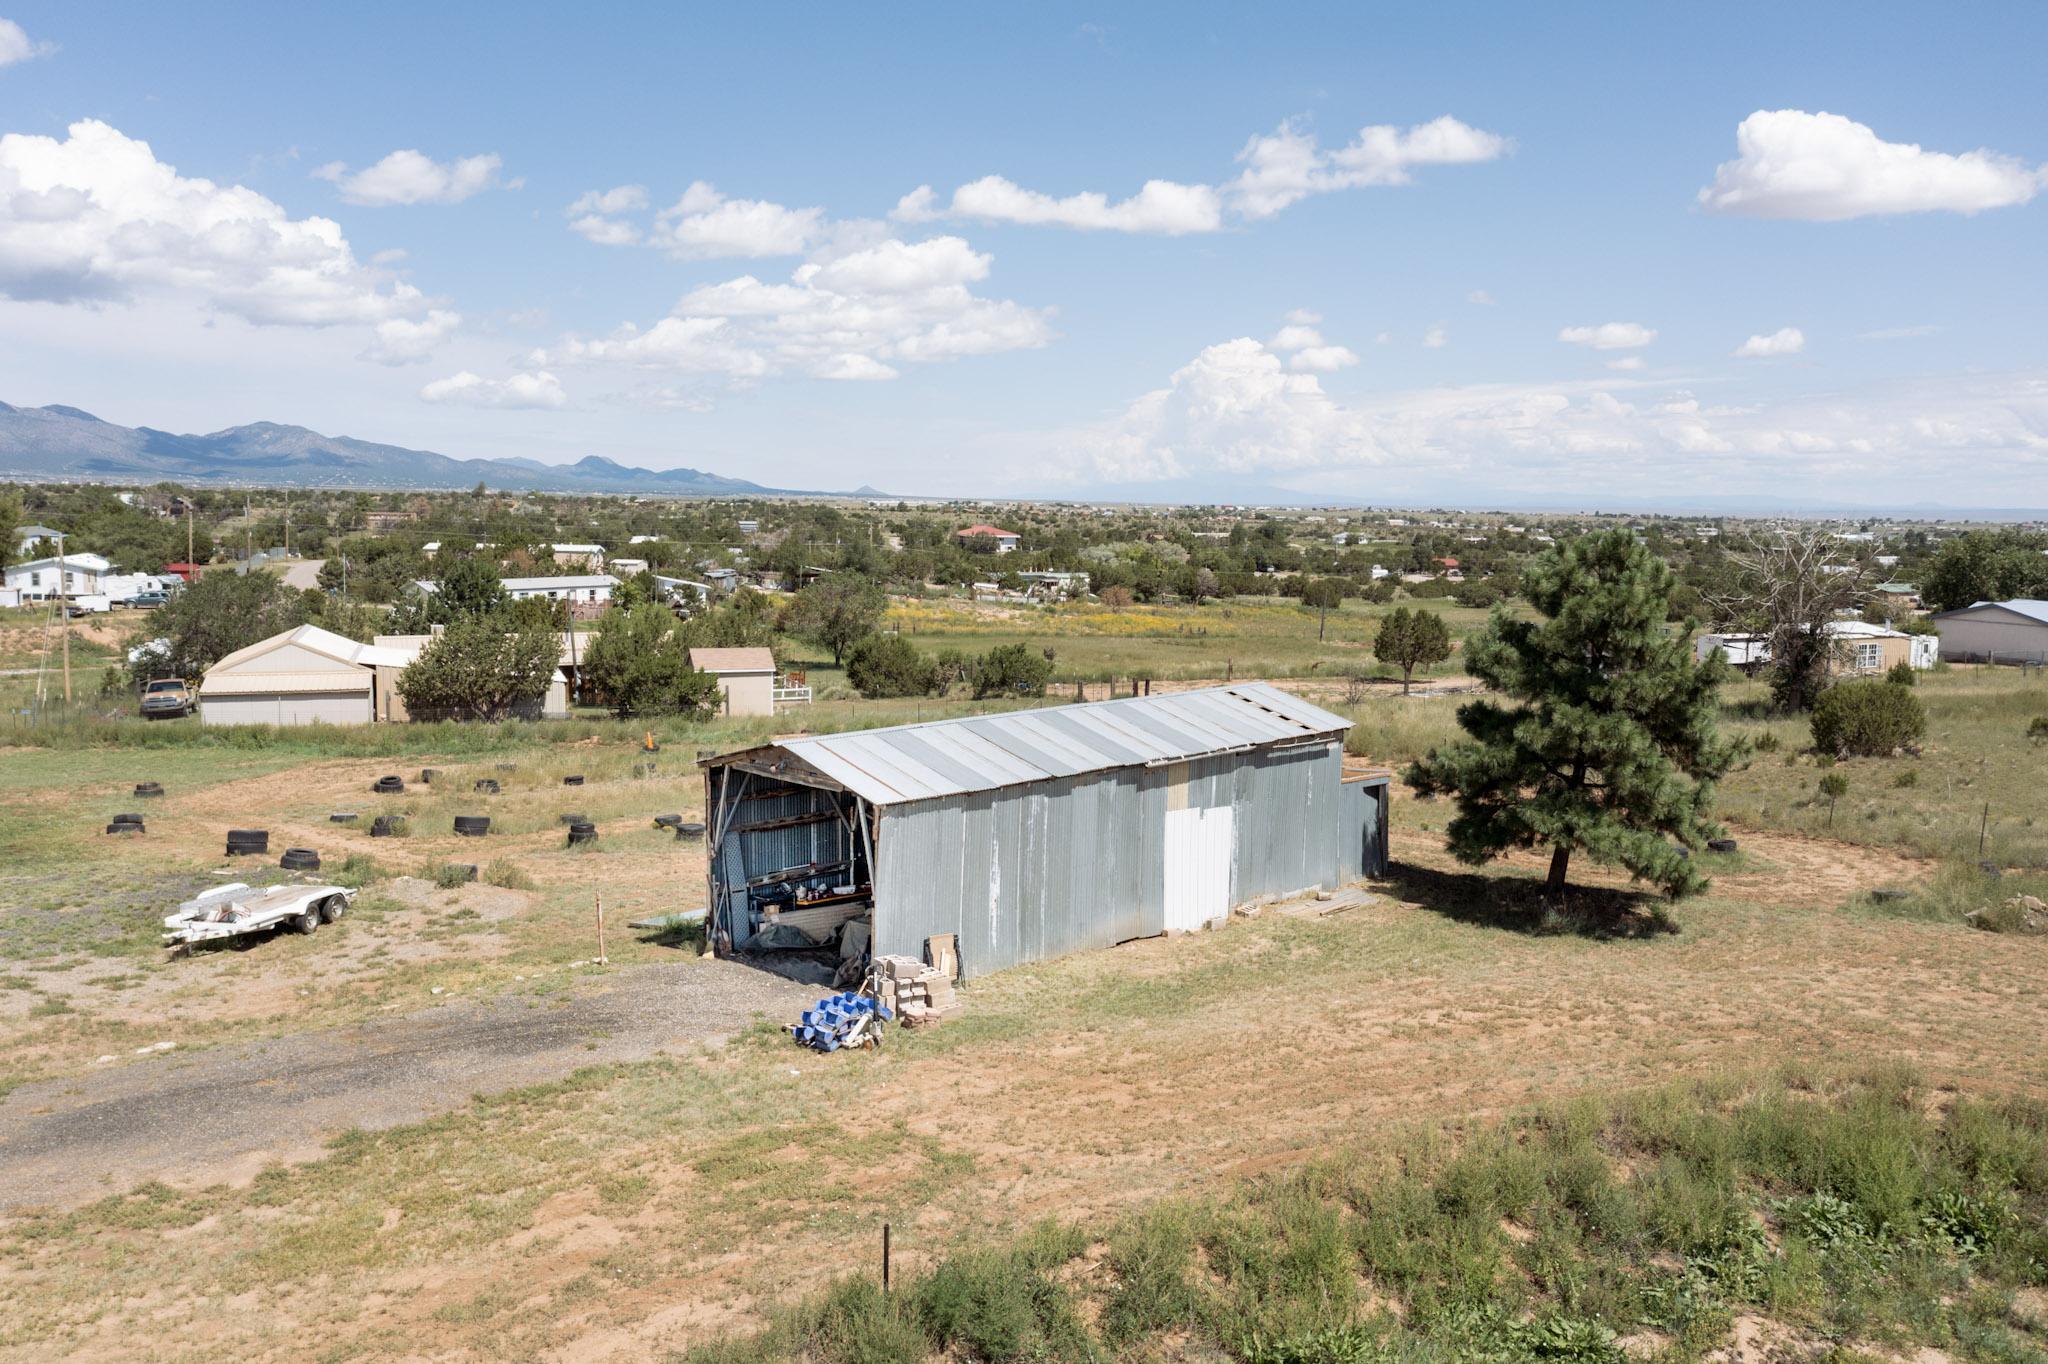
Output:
[{"xmin": 0, "ymin": 959, "xmax": 813, "ymax": 1212}]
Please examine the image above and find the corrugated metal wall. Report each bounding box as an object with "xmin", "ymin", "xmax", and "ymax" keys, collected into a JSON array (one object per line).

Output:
[
  {"xmin": 874, "ymin": 739, "xmax": 1379, "ymax": 977},
  {"xmin": 708, "ymin": 772, "xmax": 860, "ymax": 949}
]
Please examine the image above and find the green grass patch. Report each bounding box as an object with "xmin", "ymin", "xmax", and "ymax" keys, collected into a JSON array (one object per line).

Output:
[{"xmin": 682, "ymin": 1067, "xmax": 2048, "ymax": 1364}]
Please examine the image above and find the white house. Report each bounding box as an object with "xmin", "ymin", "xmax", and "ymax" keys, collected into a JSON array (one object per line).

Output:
[
  {"xmin": 689, "ymin": 647, "xmax": 778, "ymax": 716},
  {"xmin": 414, "ymin": 573, "xmax": 617, "ymax": 609},
  {"xmin": 5, "ymin": 553, "xmax": 113, "ymax": 599},
  {"xmin": 1697, "ymin": 622, "xmax": 1938, "ymax": 674},
  {"xmin": 12, "ymin": 525, "xmax": 64, "ymax": 555},
  {"xmin": 606, "ymin": 556, "xmax": 650, "ymax": 577},
  {"xmin": 1931, "ymin": 600, "xmax": 2048, "ymax": 664},
  {"xmin": 550, "ymin": 542, "xmax": 606, "ymax": 570}
]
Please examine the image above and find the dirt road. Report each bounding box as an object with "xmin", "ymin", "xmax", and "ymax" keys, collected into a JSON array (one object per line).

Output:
[{"xmin": 0, "ymin": 958, "xmax": 810, "ymax": 1212}]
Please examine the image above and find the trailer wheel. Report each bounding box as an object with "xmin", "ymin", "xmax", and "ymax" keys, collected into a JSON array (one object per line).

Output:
[
  {"xmin": 320, "ymin": 895, "xmax": 346, "ymax": 923},
  {"xmin": 294, "ymin": 908, "xmax": 320, "ymax": 934}
]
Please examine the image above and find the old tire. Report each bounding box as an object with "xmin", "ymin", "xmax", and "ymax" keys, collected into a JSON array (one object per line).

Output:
[
  {"xmin": 106, "ymin": 822, "xmax": 144, "ymax": 834},
  {"xmin": 454, "ymin": 815, "xmax": 491, "ymax": 837},
  {"xmin": 421, "ymin": 768, "xmax": 441, "ymax": 784},
  {"xmin": 473, "ymin": 779, "xmax": 499, "ymax": 794},
  {"xmin": 280, "ymin": 848, "xmax": 321, "ymax": 871},
  {"xmin": 330, "ymin": 812, "xmax": 358, "ymax": 823},
  {"xmin": 372, "ymin": 776, "xmax": 405, "ymax": 794},
  {"xmin": 319, "ymin": 895, "xmax": 346, "ymax": 923},
  {"xmin": 1707, "ymin": 838, "xmax": 1738, "ymax": 854},
  {"xmin": 226, "ymin": 829, "xmax": 269, "ymax": 855},
  {"xmin": 562, "ymin": 775, "xmax": 584, "ymax": 786},
  {"xmin": 293, "ymin": 908, "xmax": 320, "ymax": 934},
  {"xmin": 653, "ymin": 813, "xmax": 682, "ymax": 828}
]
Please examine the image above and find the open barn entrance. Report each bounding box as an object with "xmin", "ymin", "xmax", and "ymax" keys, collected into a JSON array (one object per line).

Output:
[{"xmin": 703, "ymin": 750, "xmax": 876, "ymax": 987}]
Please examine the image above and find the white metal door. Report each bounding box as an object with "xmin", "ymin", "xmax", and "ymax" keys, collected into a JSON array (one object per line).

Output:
[{"xmin": 1164, "ymin": 805, "xmax": 1232, "ymax": 932}]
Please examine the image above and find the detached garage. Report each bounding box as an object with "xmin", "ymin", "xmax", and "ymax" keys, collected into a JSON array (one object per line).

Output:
[
  {"xmin": 699, "ymin": 683, "xmax": 1389, "ymax": 980},
  {"xmin": 200, "ymin": 625, "xmax": 412, "ymax": 726},
  {"xmin": 1932, "ymin": 599, "xmax": 2048, "ymax": 665}
]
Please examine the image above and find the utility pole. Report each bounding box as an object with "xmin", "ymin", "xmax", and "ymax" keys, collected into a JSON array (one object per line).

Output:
[
  {"xmin": 284, "ymin": 490, "xmax": 291, "ymax": 557},
  {"xmin": 54, "ymin": 532, "xmax": 71, "ymax": 704}
]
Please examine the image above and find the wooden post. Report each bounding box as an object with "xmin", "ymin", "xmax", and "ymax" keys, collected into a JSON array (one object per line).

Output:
[
  {"xmin": 55, "ymin": 532, "xmax": 71, "ymax": 704},
  {"xmin": 596, "ymin": 892, "xmax": 607, "ymax": 965},
  {"xmin": 882, "ymin": 1222, "xmax": 891, "ymax": 1292},
  {"xmin": 1979, "ymin": 802, "xmax": 1990, "ymax": 857}
]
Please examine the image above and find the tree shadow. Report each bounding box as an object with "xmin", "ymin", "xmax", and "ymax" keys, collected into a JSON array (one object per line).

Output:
[{"xmin": 1379, "ymin": 860, "xmax": 1680, "ymax": 940}]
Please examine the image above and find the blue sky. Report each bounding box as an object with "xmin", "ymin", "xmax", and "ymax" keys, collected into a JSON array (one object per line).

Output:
[{"xmin": 1, "ymin": 2, "xmax": 2044, "ymax": 507}]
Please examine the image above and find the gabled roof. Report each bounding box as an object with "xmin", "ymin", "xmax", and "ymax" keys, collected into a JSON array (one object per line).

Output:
[
  {"xmin": 956, "ymin": 524, "xmax": 1020, "ymax": 538},
  {"xmin": 710, "ymin": 682, "xmax": 1349, "ymax": 807},
  {"xmin": 206, "ymin": 624, "xmax": 413, "ymax": 678},
  {"xmin": 689, "ymin": 647, "xmax": 776, "ymax": 674},
  {"xmin": 1932, "ymin": 599, "xmax": 2048, "ymax": 625}
]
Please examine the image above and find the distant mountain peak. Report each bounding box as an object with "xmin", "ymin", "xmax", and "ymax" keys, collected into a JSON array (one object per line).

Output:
[{"xmin": 0, "ymin": 400, "xmax": 786, "ymax": 496}]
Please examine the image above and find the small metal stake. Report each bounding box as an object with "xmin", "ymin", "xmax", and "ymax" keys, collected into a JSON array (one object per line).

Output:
[{"xmin": 882, "ymin": 1221, "xmax": 891, "ymax": 1292}]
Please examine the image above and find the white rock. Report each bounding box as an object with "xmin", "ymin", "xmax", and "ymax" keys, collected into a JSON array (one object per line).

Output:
[
  {"xmin": 94, "ymin": 1055, "xmax": 116, "ymax": 1065},
  {"xmin": 430, "ymin": 987, "xmax": 443, "ymax": 996}
]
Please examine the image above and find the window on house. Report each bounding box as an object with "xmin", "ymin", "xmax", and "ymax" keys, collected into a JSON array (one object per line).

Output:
[{"xmin": 1855, "ymin": 643, "xmax": 1883, "ymax": 671}]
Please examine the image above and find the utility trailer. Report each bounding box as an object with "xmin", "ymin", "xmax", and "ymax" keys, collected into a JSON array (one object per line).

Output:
[{"xmin": 162, "ymin": 881, "xmax": 355, "ymax": 956}]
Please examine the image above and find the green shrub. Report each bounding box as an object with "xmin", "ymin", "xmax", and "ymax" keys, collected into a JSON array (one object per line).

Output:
[
  {"xmin": 482, "ymin": 859, "xmax": 534, "ymax": 891},
  {"xmin": 969, "ymin": 642, "xmax": 1054, "ymax": 699},
  {"xmin": 845, "ymin": 635, "xmax": 940, "ymax": 699},
  {"xmin": 1893, "ymin": 768, "xmax": 1919, "ymax": 788},
  {"xmin": 1811, "ymin": 679, "xmax": 1927, "ymax": 757},
  {"xmin": 428, "ymin": 863, "xmax": 473, "ymax": 890},
  {"xmin": 1751, "ymin": 731, "xmax": 1782, "ymax": 754},
  {"xmin": 2027, "ymin": 716, "xmax": 2048, "ymax": 745},
  {"xmin": 332, "ymin": 853, "xmax": 382, "ymax": 888},
  {"xmin": 1886, "ymin": 661, "xmax": 1916, "ymax": 687}
]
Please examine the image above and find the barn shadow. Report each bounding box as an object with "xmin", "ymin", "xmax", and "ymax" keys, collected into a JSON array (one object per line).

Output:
[{"xmin": 1379, "ymin": 860, "xmax": 1680, "ymax": 940}]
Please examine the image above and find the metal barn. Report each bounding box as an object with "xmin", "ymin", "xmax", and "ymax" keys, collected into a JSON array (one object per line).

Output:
[{"xmin": 699, "ymin": 683, "xmax": 1389, "ymax": 980}]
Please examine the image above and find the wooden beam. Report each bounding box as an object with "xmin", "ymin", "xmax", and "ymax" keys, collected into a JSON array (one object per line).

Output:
[{"xmin": 731, "ymin": 809, "xmax": 840, "ymax": 835}]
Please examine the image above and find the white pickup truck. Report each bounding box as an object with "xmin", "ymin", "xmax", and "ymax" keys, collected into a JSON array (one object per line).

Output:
[{"xmin": 162, "ymin": 882, "xmax": 355, "ymax": 955}]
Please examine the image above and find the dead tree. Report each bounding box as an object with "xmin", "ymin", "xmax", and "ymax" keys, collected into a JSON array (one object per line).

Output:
[{"xmin": 1707, "ymin": 530, "xmax": 1871, "ymax": 712}]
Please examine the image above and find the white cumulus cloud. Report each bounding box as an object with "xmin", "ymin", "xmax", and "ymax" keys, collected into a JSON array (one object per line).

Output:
[
  {"xmin": 542, "ymin": 233, "xmax": 1052, "ymax": 388},
  {"xmin": 0, "ymin": 119, "xmax": 428, "ymax": 326},
  {"xmin": 0, "ymin": 17, "xmax": 54, "ymax": 66},
  {"xmin": 420, "ymin": 369, "xmax": 566, "ymax": 409},
  {"xmin": 1289, "ymin": 345, "xmax": 1359, "ymax": 373},
  {"xmin": 1050, "ymin": 339, "xmax": 2048, "ymax": 501},
  {"xmin": 1559, "ymin": 322, "xmax": 1657, "ymax": 351},
  {"xmin": 1227, "ymin": 116, "xmax": 1509, "ymax": 219},
  {"xmin": 315, "ymin": 149, "xmax": 506, "ymax": 206},
  {"xmin": 1698, "ymin": 110, "xmax": 2046, "ymax": 220},
  {"xmin": 360, "ymin": 308, "xmax": 461, "ymax": 365},
  {"xmin": 1733, "ymin": 326, "xmax": 1806, "ymax": 358},
  {"xmin": 1062, "ymin": 337, "xmax": 1385, "ymax": 482},
  {"xmin": 912, "ymin": 174, "xmax": 1223, "ymax": 234},
  {"xmin": 655, "ymin": 182, "xmax": 822, "ymax": 258},
  {"xmin": 1422, "ymin": 324, "xmax": 1448, "ymax": 349}
]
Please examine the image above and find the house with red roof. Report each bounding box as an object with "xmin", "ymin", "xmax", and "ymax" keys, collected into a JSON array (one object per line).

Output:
[{"xmin": 955, "ymin": 524, "xmax": 1021, "ymax": 553}]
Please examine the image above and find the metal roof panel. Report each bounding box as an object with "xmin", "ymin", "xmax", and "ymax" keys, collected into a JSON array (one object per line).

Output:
[{"xmin": 766, "ymin": 682, "xmax": 1350, "ymax": 806}]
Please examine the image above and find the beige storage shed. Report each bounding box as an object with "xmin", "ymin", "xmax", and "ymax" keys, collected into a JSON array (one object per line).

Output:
[{"xmin": 689, "ymin": 647, "xmax": 777, "ymax": 717}]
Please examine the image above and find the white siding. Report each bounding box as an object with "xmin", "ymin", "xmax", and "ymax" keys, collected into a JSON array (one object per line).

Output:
[{"xmin": 201, "ymin": 692, "xmax": 372, "ymax": 727}]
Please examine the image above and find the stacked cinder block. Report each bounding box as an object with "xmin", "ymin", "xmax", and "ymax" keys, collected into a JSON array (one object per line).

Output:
[{"xmin": 873, "ymin": 953, "xmax": 961, "ymax": 1025}]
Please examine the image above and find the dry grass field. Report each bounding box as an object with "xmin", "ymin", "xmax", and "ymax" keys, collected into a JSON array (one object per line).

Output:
[{"xmin": 0, "ymin": 656, "xmax": 2043, "ymax": 1361}]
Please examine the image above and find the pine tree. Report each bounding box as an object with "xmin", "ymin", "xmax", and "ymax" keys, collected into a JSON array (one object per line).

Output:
[
  {"xmin": 1406, "ymin": 530, "xmax": 1738, "ymax": 898},
  {"xmin": 1373, "ymin": 606, "xmax": 1452, "ymax": 695}
]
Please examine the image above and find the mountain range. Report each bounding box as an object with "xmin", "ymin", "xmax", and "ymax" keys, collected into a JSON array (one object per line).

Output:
[{"xmin": 0, "ymin": 401, "xmax": 789, "ymax": 496}]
